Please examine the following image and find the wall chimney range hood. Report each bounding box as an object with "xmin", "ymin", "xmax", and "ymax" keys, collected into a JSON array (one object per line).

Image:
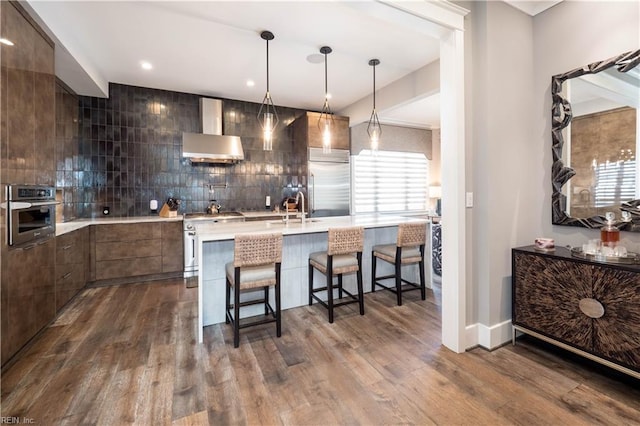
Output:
[{"xmin": 182, "ymin": 98, "xmax": 244, "ymax": 164}]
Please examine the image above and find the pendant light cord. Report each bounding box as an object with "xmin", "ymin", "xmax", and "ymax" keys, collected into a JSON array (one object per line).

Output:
[
  {"xmin": 266, "ymin": 38, "xmax": 270, "ymax": 94},
  {"xmin": 372, "ymin": 62, "xmax": 376, "ymax": 110},
  {"xmin": 324, "ymin": 50, "xmax": 328, "ymax": 99}
]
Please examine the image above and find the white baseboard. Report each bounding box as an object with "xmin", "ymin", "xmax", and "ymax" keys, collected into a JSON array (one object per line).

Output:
[{"xmin": 465, "ymin": 320, "xmax": 512, "ymax": 350}]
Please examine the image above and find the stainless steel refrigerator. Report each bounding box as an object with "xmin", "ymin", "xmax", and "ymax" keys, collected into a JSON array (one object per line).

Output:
[{"xmin": 308, "ymin": 147, "xmax": 350, "ymax": 217}]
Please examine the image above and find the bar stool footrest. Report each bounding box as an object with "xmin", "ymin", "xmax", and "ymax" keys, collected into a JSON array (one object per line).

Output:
[
  {"xmin": 373, "ymin": 279, "xmax": 423, "ymax": 294},
  {"xmin": 311, "ymin": 289, "xmax": 361, "ymax": 309},
  {"xmin": 227, "ymin": 300, "xmax": 276, "ymax": 326},
  {"xmin": 236, "ymin": 314, "xmax": 277, "ymax": 330}
]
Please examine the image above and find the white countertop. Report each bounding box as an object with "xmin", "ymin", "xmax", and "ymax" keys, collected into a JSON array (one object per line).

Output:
[
  {"xmin": 56, "ymin": 215, "xmax": 182, "ymax": 236},
  {"xmin": 197, "ymin": 214, "xmax": 428, "ymax": 242},
  {"xmin": 56, "ymin": 212, "xmax": 429, "ymax": 237}
]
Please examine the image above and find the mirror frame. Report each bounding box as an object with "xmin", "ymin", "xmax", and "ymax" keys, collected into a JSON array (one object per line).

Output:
[{"xmin": 551, "ymin": 49, "xmax": 640, "ymax": 229}]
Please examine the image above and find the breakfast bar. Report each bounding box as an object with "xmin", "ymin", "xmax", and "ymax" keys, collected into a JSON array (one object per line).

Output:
[{"xmin": 197, "ymin": 214, "xmax": 430, "ymax": 342}]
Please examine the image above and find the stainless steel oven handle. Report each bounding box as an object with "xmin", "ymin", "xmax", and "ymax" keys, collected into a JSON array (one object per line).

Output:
[
  {"xmin": 8, "ymin": 202, "xmax": 31, "ymax": 210},
  {"xmin": 28, "ymin": 201, "xmax": 60, "ymax": 207},
  {"xmin": 9, "ymin": 200, "xmax": 59, "ymax": 210}
]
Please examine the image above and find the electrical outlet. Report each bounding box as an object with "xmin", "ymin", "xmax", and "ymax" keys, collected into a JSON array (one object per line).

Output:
[{"xmin": 465, "ymin": 192, "xmax": 473, "ymax": 208}]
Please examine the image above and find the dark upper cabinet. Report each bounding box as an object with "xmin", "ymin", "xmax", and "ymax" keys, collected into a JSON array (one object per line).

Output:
[
  {"xmin": 291, "ymin": 111, "xmax": 350, "ymax": 151},
  {"xmin": 1, "ymin": 1, "xmax": 55, "ymax": 186}
]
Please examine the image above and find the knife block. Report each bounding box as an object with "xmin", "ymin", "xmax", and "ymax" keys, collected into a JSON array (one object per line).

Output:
[{"xmin": 159, "ymin": 203, "xmax": 177, "ymax": 218}]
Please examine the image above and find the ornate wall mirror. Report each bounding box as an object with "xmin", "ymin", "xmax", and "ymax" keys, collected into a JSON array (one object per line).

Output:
[{"xmin": 552, "ymin": 49, "xmax": 640, "ymax": 230}]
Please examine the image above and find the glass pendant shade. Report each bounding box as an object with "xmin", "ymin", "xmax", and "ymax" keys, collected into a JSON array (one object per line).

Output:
[
  {"xmin": 318, "ymin": 46, "xmax": 333, "ymax": 154},
  {"xmin": 367, "ymin": 59, "xmax": 381, "ymax": 153},
  {"xmin": 322, "ymin": 117, "xmax": 332, "ymax": 153},
  {"xmin": 262, "ymin": 110, "xmax": 274, "ymax": 151},
  {"xmin": 257, "ymin": 31, "xmax": 278, "ymax": 151},
  {"xmin": 368, "ymin": 119, "xmax": 381, "ymax": 152}
]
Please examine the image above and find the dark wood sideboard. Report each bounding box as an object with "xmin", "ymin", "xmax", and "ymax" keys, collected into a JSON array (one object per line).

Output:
[{"xmin": 512, "ymin": 246, "xmax": 640, "ymax": 379}]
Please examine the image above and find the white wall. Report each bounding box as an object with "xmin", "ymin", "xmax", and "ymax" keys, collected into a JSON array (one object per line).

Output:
[
  {"xmin": 339, "ymin": 61, "xmax": 439, "ymax": 127},
  {"xmin": 462, "ymin": 0, "xmax": 639, "ymax": 348},
  {"xmin": 534, "ymin": 1, "xmax": 640, "ymax": 250},
  {"xmin": 463, "ymin": 0, "xmax": 538, "ymax": 347}
]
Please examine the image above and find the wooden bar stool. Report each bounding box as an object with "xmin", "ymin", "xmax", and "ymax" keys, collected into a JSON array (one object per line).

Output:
[
  {"xmin": 371, "ymin": 222, "xmax": 427, "ymax": 306},
  {"xmin": 308, "ymin": 227, "xmax": 364, "ymax": 323},
  {"xmin": 225, "ymin": 233, "xmax": 283, "ymax": 348}
]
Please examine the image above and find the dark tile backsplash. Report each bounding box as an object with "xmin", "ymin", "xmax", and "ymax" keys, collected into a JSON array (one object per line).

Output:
[{"xmin": 57, "ymin": 83, "xmax": 308, "ymax": 218}]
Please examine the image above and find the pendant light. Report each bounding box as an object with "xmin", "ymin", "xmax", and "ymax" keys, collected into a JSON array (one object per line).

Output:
[
  {"xmin": 367, "ymin": 59, "xmax": 381, "ymax": 153},
  {"xmin": 258, "ymin": 30, "xmax": 278, "ymax": 151},
  {"xmin": 318, "ymin": 46, "xmax": 334, "ymax": 154}
]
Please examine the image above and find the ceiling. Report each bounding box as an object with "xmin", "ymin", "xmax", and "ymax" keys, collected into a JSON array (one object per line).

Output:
[
  {"xmin": 502, "ymin": 0, "xmax": 563, "ymax": 16},
  {"xmin": 24, "ymin": 1, "xmax": 561, "ymax": 130},
  {"xmin": 26, "ymin": 1, "xmax": 446, "ymax": 128}
]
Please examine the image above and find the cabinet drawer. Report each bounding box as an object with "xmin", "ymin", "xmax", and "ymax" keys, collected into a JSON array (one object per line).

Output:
[
  {"xmin": 162, "ymin": 250, "xmax": 183, "ymax": 273},
  {"xmin": 161, "ymin": 221, "xmax": 183, "ymax": 273},
  {"xmin": 56, "ymin": 263, "xmax": 85, "ymax": 290},
  {"xmin": 56, "ymin": 262, "xmax": 85, "ymax": 309},
  {"xmin": 95, "ymin": 240, "xmax": 161, "ymax": 261},
  {"xmin": 95, "ymin": 256, "xmax": 163, "ymax": 280},
  {"xmin": 94, "ymin": 223, "xmax": 161, "ymax": 243},
  {"xmin": 56, "ymin": 235, "xmax": 84, "ymax": 265}
]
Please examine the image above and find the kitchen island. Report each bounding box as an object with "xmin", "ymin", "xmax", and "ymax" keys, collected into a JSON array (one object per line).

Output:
[{"xmin": 197, "ymin": 214, "xmax": 431, "ymax": 342}]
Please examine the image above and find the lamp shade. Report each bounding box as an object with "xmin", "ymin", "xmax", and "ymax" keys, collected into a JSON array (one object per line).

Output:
[{"xmin": 429, "ymin": 186, "xmax": 442, "ymax": 198}]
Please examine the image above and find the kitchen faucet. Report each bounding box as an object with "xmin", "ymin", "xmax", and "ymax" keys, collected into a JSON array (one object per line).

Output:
[
  {"xmin": 282, "ymin": 191, "xmax": 306, "ymax": 224},
  {"xmin": 296, "ymin": 191, "xmax": 306, "ymax": 224}
]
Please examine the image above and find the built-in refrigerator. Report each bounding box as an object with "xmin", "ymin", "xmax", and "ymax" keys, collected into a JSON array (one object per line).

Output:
[{"xmin": 308, "ymin": 147, "xmax": 350, "ymax": 217}]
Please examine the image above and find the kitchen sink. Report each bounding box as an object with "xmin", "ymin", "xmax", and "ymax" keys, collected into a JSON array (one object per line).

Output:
[
  {"xmin": 266, "ymin": 219, "xmax": 321, "ymax": 225},
  {"xmin": 184, "ymin": 211, "xmax": 244, "ymax": 220}
]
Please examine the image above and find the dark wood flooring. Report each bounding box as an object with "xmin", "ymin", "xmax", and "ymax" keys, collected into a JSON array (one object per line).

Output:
[{"xmin": 1, "ymin": 278, "xmax": 639, "ymax": 425}]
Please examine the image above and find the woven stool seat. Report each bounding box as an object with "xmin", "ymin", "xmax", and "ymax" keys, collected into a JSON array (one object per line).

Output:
[
  {"xmin": 225, "ymin": 233, "xmax": 283, "ymax": 347},
  {"xmin": 372, "ymin": 244, "xmax": 422, "ymax": 264},
  {"xmin": 309, "ymin": 252, "xmax": 360, "ymax": 275},
  {"xmin": 225, "ymin": 263, "xmax": 276, "ymax": 289},
  {"xmin": 372, "ymin": 222, "xmax": 427, "ymax": 306},
  {"xmin": 308, "ymin": 227, "xmax": 365, "ymax": 323}
]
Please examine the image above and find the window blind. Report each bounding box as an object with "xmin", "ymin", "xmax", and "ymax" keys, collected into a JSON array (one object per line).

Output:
[
  {"xmin": 352, "ymin": 150, "xmax": 428, "ymax": 214},
  {"xmin": 594, "ymin": 159, "xmax": 636, "ymax": 208}
]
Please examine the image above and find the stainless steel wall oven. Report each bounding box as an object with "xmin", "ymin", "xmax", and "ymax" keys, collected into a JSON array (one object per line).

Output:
[{"xmin": 6, "ymin": 185, "xmax": 57, "ymax": 247}]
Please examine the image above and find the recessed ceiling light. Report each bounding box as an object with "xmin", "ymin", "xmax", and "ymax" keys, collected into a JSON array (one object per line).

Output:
[
  {"xmin": 0, "ymin": 38, "xmax": 14, "ymax": 46},
  {"xmin": 246, "ymin": 79, "xmax": 255, "ymax": 87},
  {"xmin": 306, "ymin": 53, "xmax": 324, "ymax": 64},
  {"xmin": 140, "ymin": 61, "xmax": 153, "ymax": 70}
]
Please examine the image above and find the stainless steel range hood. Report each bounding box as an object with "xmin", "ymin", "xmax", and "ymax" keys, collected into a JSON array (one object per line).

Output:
[{"xmin": 182, "ymin": 98, "xmax": 244, "ymax": 164}]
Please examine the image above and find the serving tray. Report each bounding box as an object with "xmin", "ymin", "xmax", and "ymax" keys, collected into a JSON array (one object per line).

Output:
[{"xmin": 570, "ymin": 247, "xmax": 640, "ymax": 264}]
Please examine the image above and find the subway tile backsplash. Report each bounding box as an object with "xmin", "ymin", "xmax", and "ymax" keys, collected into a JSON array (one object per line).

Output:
[{"xmin": 58, "ymin": 83, "xmax": 308, "ymax": 218}]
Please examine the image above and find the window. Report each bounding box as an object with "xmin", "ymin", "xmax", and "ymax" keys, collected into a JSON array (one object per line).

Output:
[
  {"xmin": 593, "ymin": 159, "xmax": 636, "ymax": 208},
  {"xmin": 352, "ymin": 150, "xmax": 428, "ymax": 214}
]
